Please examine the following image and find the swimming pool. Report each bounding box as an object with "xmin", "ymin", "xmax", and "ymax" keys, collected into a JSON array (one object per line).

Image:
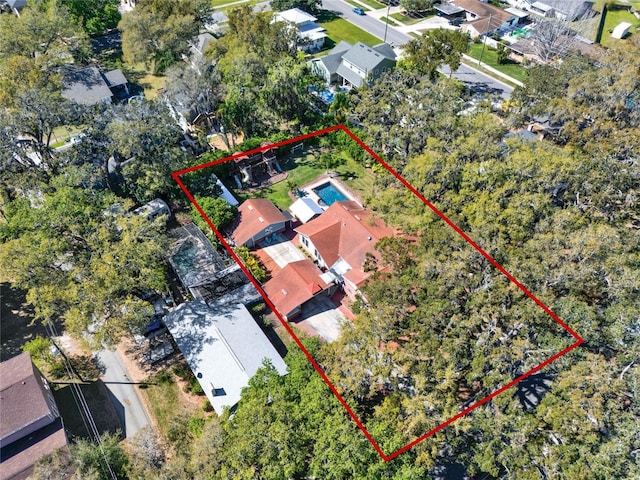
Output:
[{"xmin": 313, "ymin": 182, "xmax": 348, "ymax": 207}]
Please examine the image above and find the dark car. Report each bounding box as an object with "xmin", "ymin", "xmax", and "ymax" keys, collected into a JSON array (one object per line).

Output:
[{"xmin": 352, "ymin": 7, "xmax": 365, "ymax": 15}]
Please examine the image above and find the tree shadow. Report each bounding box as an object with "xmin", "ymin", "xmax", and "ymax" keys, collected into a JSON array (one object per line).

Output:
[{"xmin": 515, "ymin": 372, "xmax": 553, "ymax": 411}]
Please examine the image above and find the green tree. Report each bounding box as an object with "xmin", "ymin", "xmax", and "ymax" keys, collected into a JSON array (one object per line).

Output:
[
  {"xmin": 271, "ymin": 0, "xmax": 322, "ymax": 13},
  {"xmin": 0, "ymin": 0, "xmax": 90, "ymax": 62},
  {"xmin": 62, "ymin": 0, "xmax": 121, "ymax": 36},
  {"xmin": 192, "ymin": 196, "xmax": 237, "ymax": 231},
  {"xmin": 0, "ymin": 175, "xmax": 168, "ymax": 346},
  {"xmin": 496, "ymin": 41, "xmax": 509, "ymax": 64},
  {"xmin": 401, "ymin": 28, "xmax": 469, "ymax": 79},
  {"xmin": 118, "ymin": 0, "xmax": 213, "ymax": 73},
  {"xmin": 399, "ymin": 0, "xmax": 434, "ymax": 13}
]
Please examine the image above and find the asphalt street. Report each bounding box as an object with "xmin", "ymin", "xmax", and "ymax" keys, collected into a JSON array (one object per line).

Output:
[
  {"xmin": 321, "ymin": 0, "xmax": 514, "ymax": 98},
  {"xmin": 97, "ymin": 348, "xmax": 151, "ymax": 439},
  {"xmin": 323, "ymin": 0, "xmax": 411, "ymax": 47}
]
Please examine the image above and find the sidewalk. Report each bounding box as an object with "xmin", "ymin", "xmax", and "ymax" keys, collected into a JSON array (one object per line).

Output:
[{"xmin": 346, "ymin": 2, "xmax": 523, "ymax": 87}]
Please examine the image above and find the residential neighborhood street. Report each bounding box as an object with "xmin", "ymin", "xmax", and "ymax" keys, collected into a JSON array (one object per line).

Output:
[
  {"xmin": 321, "ymin": 0, "xmax": 514, "ymax": 98},
  {"xmin": 323, "ymin": 0, "xmax": 412, "ymax": 46},
  {"xmin": 97, "ymin": 348, "xmax": 151, "ymax": 439}
]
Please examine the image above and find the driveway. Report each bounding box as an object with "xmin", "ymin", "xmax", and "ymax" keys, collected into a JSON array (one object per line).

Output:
[
  {"xmin": 259, "ymin": 237, "xmax": 307, "ymax": 269},
  {"xmin": 97, "ymin": 348, "xmax": 151, "ymax": 439},
  {"xmin": 295, "ymin": 296, "xmax": 346, "ymax": 343}
]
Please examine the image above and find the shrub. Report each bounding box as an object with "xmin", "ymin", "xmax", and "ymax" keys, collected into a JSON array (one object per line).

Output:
[
  {"xmin": 202, "ymin": 400, "xmax": 214, "ymax": 412},
  {"xmin": 156, "ymin": 370, "xmax": 173, "ymax": 384},
  {"xmin": 172, "ymin": 363, "xmax": 191, "ymax": 380}
]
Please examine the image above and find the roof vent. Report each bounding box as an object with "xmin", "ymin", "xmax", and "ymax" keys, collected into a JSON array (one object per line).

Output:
[
  {"xmin": 259, "ymin": 217, "xmax": 264, "ymax": 222},
  {"xmin": 281, "ymin": 289, "xmax": 288, "ymax": 296},
  {"xmin": 248, "ymin": 205, "xmax": 254, "ymax": 211},
  {"xmin": 368, "ymin": 236, "xmax": 372, "ymax": 240},
  {"xmin": 354, "ymin": 215, "xmax": 361, "ymax": 221}
]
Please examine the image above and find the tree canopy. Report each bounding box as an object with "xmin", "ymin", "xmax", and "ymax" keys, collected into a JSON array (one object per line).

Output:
[{"xmin": 118, "ymin": 0, "xmax": 213, "ymax": 73}]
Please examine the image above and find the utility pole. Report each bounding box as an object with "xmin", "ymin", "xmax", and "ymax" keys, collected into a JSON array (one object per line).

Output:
[
  {"xmin": 478, "ymin": 14, "xmax": 492, "ymax": 66},
  {"xmin": 383, "ymin": 0, "xmax": 392, "ymax": 44}
]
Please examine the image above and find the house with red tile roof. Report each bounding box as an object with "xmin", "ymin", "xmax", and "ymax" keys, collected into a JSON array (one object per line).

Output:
[
  {"xmin": 231, "ymin": 198, "xmax": 290, "ymax": 248},
  {"xmin": 0, "ymin": 352, "xmax": 69, "ymax": 480},
  {"xmin": 295, "ymin": 201, "xmax": 394, "ymax": 301},
  {"xmin": 263, "ymin": 259, "xmax": 337, "ymax": 320}
]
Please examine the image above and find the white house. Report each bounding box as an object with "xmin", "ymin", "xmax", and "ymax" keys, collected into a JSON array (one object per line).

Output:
[
  {"xmin": 164, "ymin": 301, "xmax": 288, "ymax": 415},
  {"xmin": 272, "ymin": 8, "xmax": 327, "ymax": 52}
]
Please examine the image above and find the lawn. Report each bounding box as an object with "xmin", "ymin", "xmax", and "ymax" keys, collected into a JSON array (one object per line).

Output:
[
  {"xmin": 234, "ymin": 147, "xmax": 376, "ymax": 210},
  {"xmin": 381, "ymin": 16, "xmax": 399, "ymax": 25},
  {"xmin": 342, "ymin": 0, "xmax": 372, "ymax": 11},
  {"xmin": 316, "ymin": 10, "xmax": 382, "ymax": 45},
  {"xmin": 138, "ymin": 371, "xmax": 205, "ymax": 440},
  {"xmin": 390, "ymin": 12, "xmax": 433, "ymax": 24},
  {"xmin": 600, "ymin": 8, "xmax": 638, "ymax": 46},
  {"xmin": 467, "ymin": 42, "xmax": 527, "ymax": 83},
  {"xmin": 352, "ymin": 0, "xmax": 386, "ymax": 9}
]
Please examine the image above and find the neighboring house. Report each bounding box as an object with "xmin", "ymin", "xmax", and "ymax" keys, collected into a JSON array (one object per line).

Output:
[
  {"xmin": 133, "ymin": 198, "xmax": 171, "ymax": 221},
  {"xmin": 163, "ymin": 300, "xmax": 288, "ymax": 415},
  {"xmin": 309, "ymin": 41, "xmax": 397, "ymax": 87},
  {"xmin": 0, "ymin": 352, "xmax": 69, "ymax": 480},
  {"xmin": 528, "ymin": 0, "xmax": 595, "ymax": 20},
  {"xmin": 451, "ymin": 0, "xmax": 519, "ymax": 37},
  {"xmin": 295, "ymin": 201, "xmax": 394, "ymax": 301},
  {"xmin": 272, "ymin": 8, "xmax": 327, "ymax": 52},
  {"xmin": 289, "ymin": 197, "xmax": 324, "ymax": 223},
  {"xmin": 1, "ymin": 0, "xmax": 27, "ymax": 14},
  {"xmin": 168, "ymin": 223, "xmax": 261, "ymax": 304},
  {"xmin": 187, "ymin": 32, "xmax": 216, "ymax": 71},
  {"xmin": 231, "ymin": 198, "xmax": 290, "ymax": 248},
  {"xmin": 264, "ymin": 259, "xmax": 337, "ymax": 320},
  {"xmin": 61, "ymin": 66, "xmax": 129, "ymax": 105}
]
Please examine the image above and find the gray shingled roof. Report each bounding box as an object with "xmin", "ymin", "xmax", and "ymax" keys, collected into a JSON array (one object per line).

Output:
[
  {"xmin": 103, "ymin": 69, "xmax": 127, "ymax": 88},
  {"xmin": 61, "ymin": 67, "xmax": 113, "ymax": 105},
  {"xmin": 341, "ymin": 42, "xmax": 392, "ymax": 72},
  {"xmin": 336, "ymin": 63, "xmax": 365, "ymax": 87},
  {"xmin": 320, "ymin": 50, "xmax": 348, "ymax": 75}
]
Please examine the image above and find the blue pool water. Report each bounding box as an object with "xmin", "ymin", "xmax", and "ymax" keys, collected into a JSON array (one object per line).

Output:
[
  {"xmin": 313, "ymin": 182, "xmax": 347, "ymax": 206},
  {"xmin": 319, "ymin": 90, "xmax": 334, "ymax": 104}
]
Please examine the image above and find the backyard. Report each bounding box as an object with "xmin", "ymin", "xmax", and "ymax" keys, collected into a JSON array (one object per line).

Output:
[
  {"xmin": 233, "ymin": 146, "xmax": 376, "ymax": 210},
  {"xmin": 600, "ymin": 7, "xmax": 638, "ymax": 46}
]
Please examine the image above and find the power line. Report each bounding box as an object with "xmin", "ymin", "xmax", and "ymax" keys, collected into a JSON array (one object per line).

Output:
[{"xmin": 46, "ymin": 322, "xmax": 118, "ymax": 480}]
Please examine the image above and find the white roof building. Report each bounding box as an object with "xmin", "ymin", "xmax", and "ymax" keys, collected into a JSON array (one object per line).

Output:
[
  {"xmin": 164, "ymin": 301, "xmax": 287, "ymax": 415},
  {"xmin": 611, "ymin": 22, "xmax": 632, "ymax": 40},
  {"xmin": 289, "ymin": 197, "xmax": 324, "ymax": 223},
  {"xmin": 272, "ymin": 8, "xmax": 327, "ymax": 52}
]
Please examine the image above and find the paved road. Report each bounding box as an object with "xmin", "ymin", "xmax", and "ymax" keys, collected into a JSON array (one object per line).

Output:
[
  {"xmin": 323, "ymin": 0, "xmax": 410, "ymax": 47},
  {"xmin": 439, "ymin": 63, "xmax": 514, "ymax": 99},
  {"xmin": 321, "ymin": 0, "xmax": 513, "ymax": 98},
  {"xmin": 97, "ymin": 348, "xmax": 151, "ymax": 439}
]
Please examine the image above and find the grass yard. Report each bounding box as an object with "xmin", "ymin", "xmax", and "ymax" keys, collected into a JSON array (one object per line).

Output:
[
  {"xmin": 467, "ymin": 43, "xmax": 527, "ymax": 83},
  {"xmin": 342, "ymin": 0, "xmax": 372, "ymax": 11},
  {"xmin": 234, "ymin": 147, "xmax": 376, "ymax": 210},
  {"xmin": 390, "ymin": 12, "xmax": 433, "ymax": 24},
  {"xmin": 381, "ymin": 16, "xmax": 399, "ymax": 25},
  {"xmin": 317, "ymin": 10, "xmax": 382, "ymax": 45},
  {"xmin": 600, "ymin": 8, "xmax": 638, "ymax": 46},
  {"xmin": 353, "ymin": 0, "xmax": 386, "ymax": 9},
  {"xmin": 138, "ymin": 371, "xmax": 205, "ymax": 440}
]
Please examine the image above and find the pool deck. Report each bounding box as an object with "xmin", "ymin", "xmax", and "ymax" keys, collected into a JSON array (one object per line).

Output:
[{"xmin": 298, "ymin": 173, "xmax": 363, "ymax": 210}]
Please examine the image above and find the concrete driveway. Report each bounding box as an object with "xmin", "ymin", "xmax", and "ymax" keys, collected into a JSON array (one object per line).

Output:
[
  {"xmin": 260, "ymin": 238, "xmax": 307, "ymax": 268},
  {"xmin": 296, "ymin": 296, "xmax": 346, "ymax": 343}
]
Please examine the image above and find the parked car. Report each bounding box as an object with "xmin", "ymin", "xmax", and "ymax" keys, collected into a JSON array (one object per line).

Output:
[{"xmin": 352, "ymin": 7, "xmax": 365, "ymax": 15}]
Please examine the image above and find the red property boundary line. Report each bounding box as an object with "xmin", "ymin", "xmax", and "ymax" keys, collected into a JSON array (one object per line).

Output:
[{"xmin": 172, "ymin": 124, "xmax": 584, "ymax": 462}]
